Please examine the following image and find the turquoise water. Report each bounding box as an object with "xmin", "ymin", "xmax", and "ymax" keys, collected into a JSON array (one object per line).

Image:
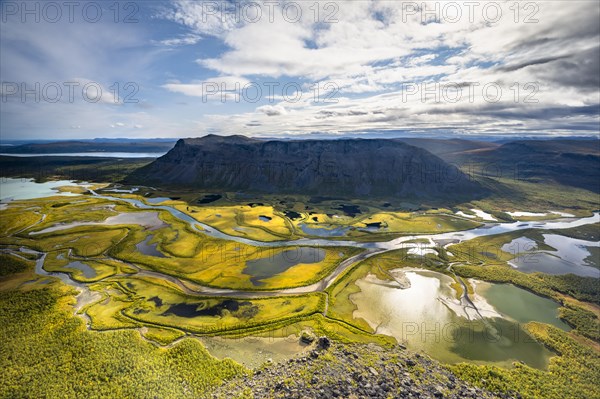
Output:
[
  {"xmin": 481, "ymin": 283, "xmax": 571, "ymax": 331},
  {"xmin": 0, "ymin": 178, "xmax": 86, "ymax": 202}
]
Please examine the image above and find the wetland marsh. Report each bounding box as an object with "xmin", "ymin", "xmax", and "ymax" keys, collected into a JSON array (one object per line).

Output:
[{"xmin": 1, "ymin": 177, "xmax": 599, "ymax": 396}]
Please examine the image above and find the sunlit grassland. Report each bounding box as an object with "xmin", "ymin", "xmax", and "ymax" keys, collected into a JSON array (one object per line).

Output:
[
  {"xmin": 0, "ymin": 204, "xmax": 44, "ymax": 235},
  {"xmin": 43, "ymin": 251, "xmax": 121, "ymax": 283},
  {"xmin": 252, "ymin": 313, "xmax": 396, "ymax": 346},
  {"xmin": 55, "ymin": 184, "xmax": 97, "ymax": 194},
  {"xmin": 141, "ymin": 326, "xmax": 186, "ymax": 346},
  {"xmin": 80, "ymin": 274, "xmax": 327, "ymax": 337},
  {"xmin": 350, "ymin": 212, "xmax": 480, "ymax": 233},
  {"xmin": 293, "ymin": 211, "xmax": 482, "ymax": 240},
  {"xmin": 1, "ymin": 196, "xmax": 359, "ymax": 291},
  {"xmin": 85, "ymin": 293, "xmax": 141, "ymax": 330},
  {"xmin": 174, "ymin": 203, "xmax": 295, "ymax": 241},
  {"xmin": 26, "ymin": 198, "xmax": 123, "ymax": 229},
  {"xmin": 107, "ymin": 210, "xmax": 359, "ymax": 290},
  {"xmin": 1, "ymin": 189, "xmax": 599, "ymax": 399},
  {"xmin": 0, "ymin": 285, "xmax": 247, "ymax": 398},
  {"xmin": 98, "ymin": 269, "xmax": 394, "ymax": 344},
  {"xmin": 112, "ymin": 222, "xmax": 358, "ymax": 290},
  {"xmin": 255, "ymin": 247, "xmax": 363, "ymax": 288},
  {"xmin": 143, "ymin": 190, "xmax": 483, "ymax": 241},
  {"xmin": 6, "ymin": 226, "xmax": 129, "ymax": 260}
]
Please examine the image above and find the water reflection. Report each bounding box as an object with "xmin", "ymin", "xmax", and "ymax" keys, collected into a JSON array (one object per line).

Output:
[{"xmin": 351, "ymin": 269, "xmax": 555, "ymax": 368}]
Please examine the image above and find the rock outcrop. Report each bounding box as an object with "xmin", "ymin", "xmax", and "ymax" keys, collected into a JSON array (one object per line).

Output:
[{"xmin": 208, "ymin": 342, "xmax": 517, "ymax": 399}]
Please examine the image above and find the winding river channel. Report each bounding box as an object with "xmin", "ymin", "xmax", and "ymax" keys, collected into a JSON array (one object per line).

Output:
[
  {"xmin": 3, "ymin": 179, "xmax": 599, "ymax": 297},
  {"xmin": 2, "ymin": 179, "xmax": 599, "ymax": 367}
]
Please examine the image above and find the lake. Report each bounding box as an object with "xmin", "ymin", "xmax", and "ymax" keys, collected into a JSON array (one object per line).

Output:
[
  {"xmin": 478, "ymin": 282, "xmax": 570, "ymax": 331},
  {"xmin": 0, "ymin": 177, "xmax": 89, "ymax": 202},
  {"xmin": 244, "ymin": 247, "xmax": 326, "ymax": 285},
  {"xmin": 300, "ymin": 223, "xmax": 350, "ymax": 237},
  {"xmin": 350, "ymin": 269, "xmax": 559, "ymax": 368},
  {"xmin": 136, "ymin": 235, "xmax": 166, "ymax": 258},
  {"xmin": 66, "ymin": 261, "xmax": 98, "ymax": 279},
  {"xmin": 507, "ymin": 234, "xmax": 600, "ymax": 278},
  {"xmin": 4, "ymin": 178, "xmax": 599, "ymax": 369}
]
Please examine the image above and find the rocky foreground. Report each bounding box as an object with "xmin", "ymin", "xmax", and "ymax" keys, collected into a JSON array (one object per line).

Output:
[{"xmin": 208, "ymin": 339, "xmax": 518, "ymax": 399}]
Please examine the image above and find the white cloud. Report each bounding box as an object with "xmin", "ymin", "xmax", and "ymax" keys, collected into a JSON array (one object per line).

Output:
[
  {"xmin": 2, "ymin": 1, "xmax": 598, "ymax": 139},
  {"xmin": 257, "ymin": 104, "xmax": 288, "ymax": 116},
  {"xmin": 158, "ymin": 34, "xmax": 203, "ymax": 46},
  {"xmin": 163, "ymin": 0, "xmax": 599, "ymax": 137},
  {"xmin": 162, "ymin": 76, "xmax": 251, "ymax": 101},
  {"xmin": 161, "ymin": 0, "xmax": 241, "ymax": 38}
]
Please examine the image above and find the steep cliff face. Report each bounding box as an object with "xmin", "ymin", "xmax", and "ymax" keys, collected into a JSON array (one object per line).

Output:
[{"xmin": 127, "ymin": 135, "xmax": 485, "ymax": 199}]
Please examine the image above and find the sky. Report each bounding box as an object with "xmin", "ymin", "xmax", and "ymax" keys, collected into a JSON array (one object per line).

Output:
[{"xmin": 1, "ymin": 0, "xmax": 599, "ymax": 140}]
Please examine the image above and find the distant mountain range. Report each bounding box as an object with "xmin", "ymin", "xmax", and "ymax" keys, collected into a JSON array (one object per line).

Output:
[
  {"xmin": 402, "ymin": 138, "xmax": 599, "ymax": 193},
  {"xmin": 2, "ymin": 135, "xmax": 597, "ymax": 195},
  {"xmin": 1, "ymin": 140, "xmax": 176, "ymax": 154},
  {"xmin": 126, "ymin": 135, "xmax": 486, "ymax": 200}
]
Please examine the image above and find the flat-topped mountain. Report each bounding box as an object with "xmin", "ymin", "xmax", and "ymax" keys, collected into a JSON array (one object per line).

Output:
[{"xmin": 127, "ymin": 135, "xmax": 485, "ymax": 199}]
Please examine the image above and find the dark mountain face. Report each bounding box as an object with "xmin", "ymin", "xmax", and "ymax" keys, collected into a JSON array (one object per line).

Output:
[
  {"xmin": 402, "ymin": 138, "xmax": 600, "ymax": 193},
  {"xmin": 489, "ymin": 140, "xmax": 600, "ymax": 193},
  {"xmin": 127, "ymin": 135, "xmax": 485, "ymax": 200}
]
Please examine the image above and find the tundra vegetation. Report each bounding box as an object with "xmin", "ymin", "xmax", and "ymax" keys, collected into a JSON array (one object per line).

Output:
[{"xmin": 1, "ymin": 183, "xmax": 599, "ymax": 399}]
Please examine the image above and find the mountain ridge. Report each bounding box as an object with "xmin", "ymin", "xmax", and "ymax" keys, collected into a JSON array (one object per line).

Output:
[{"xmin": 127, "ymin": 135, "xmax": 486, "ymax": 200}]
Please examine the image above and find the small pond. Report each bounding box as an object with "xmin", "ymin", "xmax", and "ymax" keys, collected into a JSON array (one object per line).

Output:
[
  {"xmin": 136, "ymin": 236, "xmax": 166, "ymax": 258},
  {"xmin": 300, "ymin": 224, "xmax": 350, "ymax": 237},
  {"xmin": 65, "ymin": 261, "xmax": 97, "ymax": 279},
  {"xmin": 244, "ymin": 248, "xmax": 326, "ymax": 285}
]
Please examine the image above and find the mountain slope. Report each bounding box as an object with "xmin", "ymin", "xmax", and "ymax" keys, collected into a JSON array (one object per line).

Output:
[
  {"xmin": 398, "ymin": 138, "xmax": 500, "ymax": 158},
  {"xmin": 449, "ymin": 139, "xmax": 600, "ymax": 193},
  {"xmin": 127, "ymin": 135, "xmax": 485, "ymax": 200}
]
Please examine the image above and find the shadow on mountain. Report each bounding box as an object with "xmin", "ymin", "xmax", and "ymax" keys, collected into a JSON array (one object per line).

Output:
[{"xmin": 125, "ymin": 135, "xmax": 489, "ymax": 206}]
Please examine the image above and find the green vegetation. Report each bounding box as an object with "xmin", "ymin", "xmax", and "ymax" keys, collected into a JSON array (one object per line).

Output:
[
  {"xmin": 0, "ymin": 286, "xmax": 247, "ymax": 398},
  {"xmin": 451, "ymin": 323, "xmax": 600, "ymax": 399},
  {"xmin": 1, "ymin": 195, "xmax": 358, "ymax": 291},
  {"xmin": 450, "ymin": 229, "xmax": 555, "ymax": 264},
  {"xmin": 454, "ymin": 265, "xmax": 600, "ymax": 342},
  {"xmin": 454, "ymin": 265, "xmax": 600, "ymax": 305},
  {"xmin": 472, "ymin": 177, "xmax": 599, "ymax": 216},
  {"xmin": 555, "ymin": 223, "xmax": 600, "ymax": 241},
  {"xmin": 0, "ymin": 155, "xmax": 152, "ymax": 183},
  {"xmin": 559, "ymin": 305, "xmax": 600, "ymax": 341},
  {"xmin": 2, "ymin": 174, "xmax": 599, "ymax": 399},
  {"xmin": 0, "ymin": 253, "xmax": 32, "ymax": 276}
]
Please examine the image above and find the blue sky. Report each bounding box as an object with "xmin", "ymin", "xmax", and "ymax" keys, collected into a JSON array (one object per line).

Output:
[{"xmin": 1, "ymin": 0, "xmax": 599, "ymax": 140}]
